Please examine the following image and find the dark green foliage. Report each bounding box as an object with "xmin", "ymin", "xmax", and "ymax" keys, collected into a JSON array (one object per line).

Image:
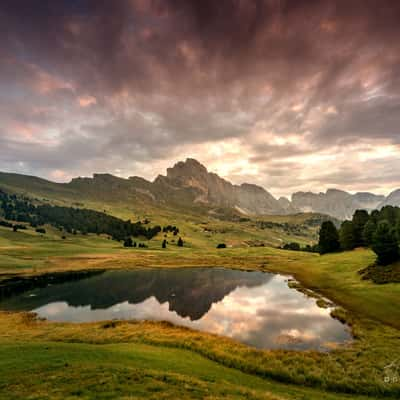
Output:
[
  {"xmin": 339, "ymin": 221, "xmax": 355, "ymax": 250},
  {"xmin": 177, "ymin": 237, "xmax": 183, "ymax": 247},
  {"xmin": 12, "ymin": 224, "xmax": 26, "ymax": 231},
  {"xmin": 0, "ymin": 220, "xmax": 13, "ymax": 228},
  {"xmin": 302, "ymin": 244, "xmax": 320, "ymax": 253},
  {"xmin": 282, "ymin": 242, "xmax": 319, "ymax": 253},
  {"xmin": 352, "ymin": 210, "xmax": 369, "ymax": 247},
  {"xmin": 341, "ymin": 205, "xmax": 400, "ymax": 265},
  {"xmin": 396, "ymin": 219, "xmax": 400, "ymax": 242},
  {"xmin": 0, "ymin": 190, "xmax": 161, "ymax": 241},
  {"xmin": 36, "ymin": 205, "xmax": 161, "ymax": 241},
  {"xmin": 372, "ymin": 221, "xmax": 399, "ymax": 266},
  {"xmin": 283, "ymin": 242, "xmax": 300, "ymax": 251},
  {"xmin": 370, "ymin": 209, "xmax": 380, "ymax": 223},
  {"xmin": 162, "ymin": 239, "xmax": 167, "ymax": 248},
  {"xmin": 318, "ymin": 221, "xmax": 340, "ymax": 254},
  {"xmin": 216, "ymin": 243, "xmax": 226, "ymax": 249},
  {"xmin": 35, "ymin": 228, "xmax": 46, "ymax": 234},
  {"xmin": 363, "ymin": 220, "xmax": 376, "ymax": 247},
  {"xmin": 379, "ymin": 205, "xmax": 399, "ymax": 224},
  {"xmin": 163, "ymin": 225, "xmax": 179, "ymax": 236},
  {"xmin": 124, "ymin": 237, "xmax": 133, "ymax": 247}
]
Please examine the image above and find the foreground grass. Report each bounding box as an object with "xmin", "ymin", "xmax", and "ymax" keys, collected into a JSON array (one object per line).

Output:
[
  {"xmin": 1, "ymin": 230, "xmax": 400, "ymax": 398},
  {"xmin": 0, "ymin": 313, "xmax": 396, "ymax": 400}
]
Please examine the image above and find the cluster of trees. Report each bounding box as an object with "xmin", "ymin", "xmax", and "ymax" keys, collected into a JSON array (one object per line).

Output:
[
  {"xmin": 318, "ymin": 206, "xmax": 400, "ymax": 265},
  {"xmin": 37, "ymin": 205, "xmax": 162, "ymax": 241},
  {"xmin": 162, "ymin": 225, "xmax": 180, "ymax": 236},
  {"xmin": 0, "ymin": 190, "xmax": 162, "ymax": 241},
  {"xmin": 0, "ymin": 219, "xmax": 28, "ymax": 232},
  {"xmin": 123, "ymin": 238, "xmax": 147, "ymax": 248}
]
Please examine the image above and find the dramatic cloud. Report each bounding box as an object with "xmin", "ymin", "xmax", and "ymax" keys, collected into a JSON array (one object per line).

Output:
[{"xmin": 1, "ymin": 0, "xmax": 400, "ymax": 196}]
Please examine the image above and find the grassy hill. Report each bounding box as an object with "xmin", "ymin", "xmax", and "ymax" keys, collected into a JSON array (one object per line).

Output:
[{"xmin": 0, "ymin": 171, "xmax": 333, "ymax": 252}]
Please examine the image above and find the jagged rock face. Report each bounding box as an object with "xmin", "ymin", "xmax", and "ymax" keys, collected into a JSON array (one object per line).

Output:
[
  {"xmin": 379, "ymin": 189, "xmax": 400, "ymax": 207},
  {"xmin": 291, "ymin": 189, "xmax": 386, "ymax": 220},
  {"xmin": 291, "ymin": 189, "xmax": 356, "ymax": 220},
  {"xmin": 235, "ymin": 183, "xmax": 284, "ymax": 214},
  {"xmin": 162, "ymin": 159, "xmax": 286, "ymax": 214},
  {"xmin": 278, "ymin": 196, "xmax": 298, "ymax": 213},
  {"xmin": 354, "ymin": 192, "xmax": 385, "ymax": 210},
  {"xmin": 1, "ymin": 160, "xmax": 398, "ymax": 218}
]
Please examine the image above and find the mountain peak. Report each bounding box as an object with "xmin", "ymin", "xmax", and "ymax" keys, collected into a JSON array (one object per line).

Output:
[
  {"xmin": 166, "ymin": 159, "xmax": 209, "ymax": 184},
  {"xmin": 167, "ymin": 158, "xmax": 207, "ymax": 178}
]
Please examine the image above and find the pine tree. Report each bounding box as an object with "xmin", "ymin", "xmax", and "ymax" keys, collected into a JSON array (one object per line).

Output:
[
  {"xmin": 372, "ymin": 221, "xmax": 399, "ymax": 265},
  {"xmin": 363, "ymin": 220, "xmax": 377, "ymax": 247},
  {"xmin": 318, "ymin": 221, "xmax": 340, "ymax": 254},
  {"xmin": 339, "ymin": 221, "xmax": 355, "ymax": 250},
  {"xmin": 177, "ymin": 237, "xmax": 183, "ymax": 247},
  {"xmin": 352, "ymin": 210, "xmax": 369, "ymax": 247},
  {"xmin": 162, "ymin": 239, "xmax": 167, "ymax": 248}
]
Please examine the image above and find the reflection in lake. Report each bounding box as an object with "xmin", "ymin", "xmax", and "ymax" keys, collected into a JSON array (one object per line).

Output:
[{"xmin": 0, "ymin": 268, "xmax": 351, "ymax": 350}]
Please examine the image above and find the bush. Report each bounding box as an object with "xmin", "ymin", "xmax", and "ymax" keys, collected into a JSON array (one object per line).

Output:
[
  {"xmin": 124, "ymin": 237, "xmax": 133, "ymax": 247},
  {"xmin": 35, "ymin": 228, "xmax": 46, "ymax": 234},
  {"xmin": 283, "ymin": 242, "xmax": 300, "ymax": 251},
  {"xmin": 216, "ymin": 243, "xmax": 226, "ymax": 249}
]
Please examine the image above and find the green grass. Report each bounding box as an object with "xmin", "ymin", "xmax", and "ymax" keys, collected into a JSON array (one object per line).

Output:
[
  {"xmin": 1, "ymin": 209, "xmax": 400, "ymax": 398},
  {"xmin": 0, "ymin": 334, "xmax": 389, "ymax": 400}
]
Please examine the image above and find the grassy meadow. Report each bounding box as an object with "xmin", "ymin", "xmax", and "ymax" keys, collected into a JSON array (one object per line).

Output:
[{"xmin": 0, "ymin": 196, "xmax": 399, "ymax": 399}]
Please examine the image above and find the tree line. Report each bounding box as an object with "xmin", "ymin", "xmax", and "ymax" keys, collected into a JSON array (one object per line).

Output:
[
  {"xmin": 318, "ymin": 206, "xmax": 400, "ymax": 265},
  {"xmin": 0, "ymin": 190, "xmax": 162, "ymax": 241}
]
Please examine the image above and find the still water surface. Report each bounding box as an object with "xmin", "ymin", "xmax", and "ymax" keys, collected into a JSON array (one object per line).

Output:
[{"xmin": 0, "ymin": 268, "xmax": 351, "ymax": 350}]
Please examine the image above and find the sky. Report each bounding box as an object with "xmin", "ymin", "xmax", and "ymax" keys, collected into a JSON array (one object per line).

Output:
[{"xmin": 1, "ymin": 0, "xmax": 400, "ymax": 198}]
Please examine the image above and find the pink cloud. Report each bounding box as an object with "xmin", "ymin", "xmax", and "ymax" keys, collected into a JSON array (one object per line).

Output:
[{"xmin": 78, "ymin": 95, "xmax": 97, "ymax": 107}]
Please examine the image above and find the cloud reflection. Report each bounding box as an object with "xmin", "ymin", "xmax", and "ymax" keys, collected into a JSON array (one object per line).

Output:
[{"xmin": 32, "ymin": 272, "xmax": 351, "ymax": 350}]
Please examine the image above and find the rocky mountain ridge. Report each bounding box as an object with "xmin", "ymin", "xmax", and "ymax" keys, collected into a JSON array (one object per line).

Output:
[{"xmin": 0, "ymin": 158, "xmax": 398, "ymax": 220}]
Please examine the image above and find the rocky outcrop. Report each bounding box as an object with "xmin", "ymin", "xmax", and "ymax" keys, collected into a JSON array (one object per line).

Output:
[
  {"xmin": 292, "ymin": 189, "xmax": 387, "ymax": 220},
  {"xmin": 0, "ymin": 159, "xmax": 398, "ymax": 219},
  {"xmin": 160, "ymin": 159, "xmax": 286, "ymax": 214}
]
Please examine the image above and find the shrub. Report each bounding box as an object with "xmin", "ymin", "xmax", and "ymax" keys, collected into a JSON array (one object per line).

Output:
[
  {"xmin": 124, "ymin": 237, "xmax": 133, "ymax": 247},
  {"xmin": 283, "ymin": 242, "xmax": 300, "ymax": 251}
]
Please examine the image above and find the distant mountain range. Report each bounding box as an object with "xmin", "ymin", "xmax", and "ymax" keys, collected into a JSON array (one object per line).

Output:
[{"xmin": 0, "ymin": 158, "xmax": 399, "ymax": 220}]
